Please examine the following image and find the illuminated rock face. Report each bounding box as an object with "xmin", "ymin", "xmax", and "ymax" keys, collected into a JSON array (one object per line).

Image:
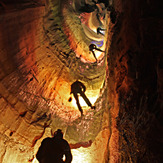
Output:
[
  {"xmin": 0, "ymin": 0, "xmax": 110, "ymax": 162},
  {"xmin": 0, "ymin": 0, "xmax": 162, "ymax": 163}
]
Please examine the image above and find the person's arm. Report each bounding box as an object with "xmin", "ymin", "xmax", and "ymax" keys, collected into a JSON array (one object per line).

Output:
[
  {"xmin": 64, "ymin": 141, "xmax": 72, "ymax": 163},
  {"xmin": 36, "ymin": 138, "xmax": 48, "ymax": 162},
  {"xmin": 70, "ymin": 84, "xmax": 73, "ymax": 94},
  {"xmin": 36, "ymin": 141, "xmax": 44, "ymax": 162},
  {"xmin": 65, "ymin": 150, "xmax": 72, "ymax": 163},
  {"xmin": 80, "ymin": 82, "xmax": 86, "ymax": 92}
]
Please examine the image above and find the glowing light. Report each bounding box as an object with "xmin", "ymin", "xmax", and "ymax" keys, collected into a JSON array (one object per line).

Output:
[
  {"xmin": 71, "ymin": 93, "xmax": 98, "ymax": 108},
  {"xmin": 71, "ymin": 147, "xmax": 92, "ymax": 163},
  {"xmin": 31, "ymin": 148, "xmax": 92, "ymax": 163},
  {"xmin": 32, "ymin": 158, "xmax": 39, "ymax": 163},
  {"xmin": 95, "ymin": 51, "xmax": 104, "ymax": 60}
]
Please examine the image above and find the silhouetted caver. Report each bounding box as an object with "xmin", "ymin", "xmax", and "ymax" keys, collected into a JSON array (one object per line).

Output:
[
  {"xmin": 36, "ymin": 129, "xmax": 72, "ymax": 163},
  {"xmin": 97, "ymin": 27, "xmax": 106, "ymax": 36},
  {"xmin": 89, "ymin": 44, "xmax": 105, "ymax": 62},
  {"xmin": 70, "ymin": 80, "xmax": 95, "ymax": 116}
]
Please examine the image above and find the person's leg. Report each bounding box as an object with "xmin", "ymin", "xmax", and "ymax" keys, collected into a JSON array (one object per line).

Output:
[
  {"xmin": 95, "ymin": 47, "xmax": 105, "ymax": 52},
  {"xmin": 80, "ymin": 92, "xmax": 96, "ymax": 110},
  {"xmin": 91, "ymin": 51, "xmax": 98, "ymax": 62},
  {"xmin": 73, "ymin": 93, "xmax": 83, "ymax": 115},
  {"xmin": 80, "ymin": 91, "xmax": 92, "ymax": 107}
]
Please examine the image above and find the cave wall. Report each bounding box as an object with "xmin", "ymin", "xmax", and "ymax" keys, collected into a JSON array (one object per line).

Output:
[
  {"xmin": 0, "ymin": 1, "xmax": 49, "ymax": 162},
  {"xmin": 0, "ymin": 0, "xmax": 110, "ymax": 162},
  {"xmin": 0, "ymin": 0, "xmax": 162, "ymax": 162},
  {"xmin": 107, "ymin": 0, "xmax": 162, "ymax": 162}
]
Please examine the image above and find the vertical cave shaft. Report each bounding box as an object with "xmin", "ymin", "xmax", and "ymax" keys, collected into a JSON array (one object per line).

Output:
[
  {"xmin": 0, "ymin": 0, "xmax": 162, "ymax": 163},
  {"xmin": 0, "ymin": 0, "xmax": 110, "ymax": 162}
]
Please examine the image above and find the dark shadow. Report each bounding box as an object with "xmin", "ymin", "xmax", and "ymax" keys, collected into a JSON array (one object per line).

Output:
[
  {"xmin": 70, "ymin": 80, "xmax": 95, "ymax": 116},
  {"xmin": 95, "ymin": 0, "xmax": 109, "ymax": 7},
  {"xmin": 97, "ymin": 27, "xmax": 106, "ymax": 36},
  {"xmin": 36, "ymin": 129, "xmax": 72, "ymax": 163},
  {"xmin": 107, "ymin": 6, "xmax": 117, "ymax": 24}
]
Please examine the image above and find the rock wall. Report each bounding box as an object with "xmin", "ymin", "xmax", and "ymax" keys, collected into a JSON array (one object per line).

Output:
[
  {"xmin": 0, "ymin": 0, "xmax": 162, "ymax": 162},
  {"xmin": 0, "ymin": 0, "xmax": 110, "ymax": 162},
  {"xmin": 107, "ymin": 0, "xmax": 162, "ymax": 162}
]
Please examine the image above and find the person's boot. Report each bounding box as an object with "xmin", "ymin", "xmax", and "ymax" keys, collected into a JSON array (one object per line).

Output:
[
  {"xmin": 91, "ymin": 106, "xmax": 96, "ymax": 110},
  {"xmin": 80, "ymin": 109, "xmax": 84, "ymax": 116}
]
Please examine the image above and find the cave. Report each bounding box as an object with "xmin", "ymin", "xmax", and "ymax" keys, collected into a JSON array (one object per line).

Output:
[{"xmin": 0, "ymin": 0, "xmax": 162, "ymax": 163}]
